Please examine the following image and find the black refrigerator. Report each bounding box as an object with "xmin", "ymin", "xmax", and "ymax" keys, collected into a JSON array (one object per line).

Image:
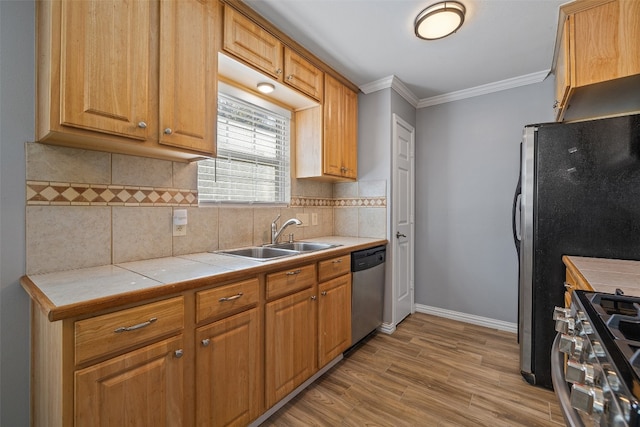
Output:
[{"xmin": 514, "ymin": 113, "xmax": 640, "ymax": 389}]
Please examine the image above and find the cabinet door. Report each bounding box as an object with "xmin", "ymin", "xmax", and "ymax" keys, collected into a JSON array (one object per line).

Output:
[
  {"xmin": 195, "ymin": 308, "xmax": 261, "ymax": 427},
  {"xmin": 60, "ymin": 0, "xmax": 151, "ymax": 140},
  {"xmin": 573, "ymin": 0, "xmax": 640, "ymax": 87},
  {"xmin": 323, "ymin": 74, "xmax": 358, "ymax": 179},
  {"xmin": 342, "ymin": 86, "xmax": 358, "ymax": 179},
  {"xmin": 318, "ymin": 274, "xmax": 351, "ymax": 368},
  {"xmin": 159, "ymin": 0, "xmax": 217, "ymax": 155},
  {"xmin": 283, "ymin": 48, "xmax": 324, "ymax": 101},
  {"xmin": 323, "ymin": 74, "xmax": 344, "ymax": 177},
  {"xmin": 223, "ymin": 6, "xmax": 283, "ymax": 79},
  {"xmin": 75, "ymin": 336, "xmax": 184, "ymax": 427},
  {"xmin": 265, "ymin": 287, "xmax": 317, "ymax": 408},
  {"xmin": 554, "ymin": 16, "xmax": 572, "ymax": 120}
]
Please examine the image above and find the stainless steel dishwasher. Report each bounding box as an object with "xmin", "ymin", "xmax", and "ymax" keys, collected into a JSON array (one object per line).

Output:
[{"xmin": 351, "ymin": 245, "xmax": 386, "ymax": 346}]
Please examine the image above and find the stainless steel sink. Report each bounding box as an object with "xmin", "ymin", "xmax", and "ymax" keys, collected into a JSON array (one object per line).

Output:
[
  {"xmin": 216, "ymin": 241, "xmax": 340, "ymax": 261},
  {"xmin": 217, "ymin": 246, "xmax": 299, "ymax": 261},
  {"xmin": 270, "ymin": 242, "xmax": 340, "ymax": 252}
]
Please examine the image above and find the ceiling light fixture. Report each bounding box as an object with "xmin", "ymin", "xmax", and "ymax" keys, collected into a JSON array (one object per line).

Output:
[
  {"xmin": 414, "ymin": 1, "xmax": 466, "ymax": 40},
  {"xmin": 257, "ymin": 82, "xmax": 275, "ymax": 94}
]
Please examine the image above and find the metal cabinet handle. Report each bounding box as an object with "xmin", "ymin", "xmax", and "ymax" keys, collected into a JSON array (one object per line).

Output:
[
  {"xmin": 114, "ymin": 317, "xmax": 157, "ymax": 333},
  {"xmin": 174, "ymin": 349, "xmax": 184, "ymax": 358},
  {"xmin": 332, "ymin": 259, "xmax": 343, "ymax": 264},
  {"xmin": 311, "ymin": 295, "xmax": 317, "ymax": 300},
  {"xmin": 396, "ymin": 231, "xmax": 407, "ymax": 239},
  {"xmin": 286, "ymin": 74, "xmax": 293, "ymax": 81},
  {"xmin": 564, "ymin": 281, "xmax": 574, "ymax": 291},
  {"xmin": 321, "ymin": 291, "xmax": 327, "ymax": 296},
  {"xmin": 286, "ymin": 269, "xmax": 302, "ymax": 275},
  {"xmin": 201, "ymin": 338, "xmax": 210, "ymax": 347},
  {"xmin": 164, "ymin": 128, "xmax": 173, "ymax": 135},
  {"xmin": 137, "ymin": 121, "xmax": 147, "ymax": 129},
  {"xmin": 276, "ymin": 68, "xmax": 282, "ymax": 75},
  {"xmin": 219, "ymin": 292, "xmax": 243, "ymax": 302}
]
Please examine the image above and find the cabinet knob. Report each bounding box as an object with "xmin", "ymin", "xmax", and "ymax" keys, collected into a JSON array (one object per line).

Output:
[
  {"xmin": 311, "ymin": 295, "xmax": 317, "ymax": 300},
  {"xmin": 286, "ymin": 75, "xmax": 293, "ymax": 81},
  {"xmin": 276, "ymin": 68, "xmax": 282, "ymax": 75},
  {"xmin": 201, "ymin": 338, "xmax": 210, "ymax": 347},
  {"xmin": 174, "ymin": 349, "xmax": 184, "ymax": 358},
  {"xmin": 164, "ymin": 128, "xmax": 173, "ymax": 135},
  {"xmin": 321, "ymin": 291, "xmax": 327, "ymax": 296},
  {"xmin": 137, "ymin": 121, "xmax": 147, "ymax": 129}
]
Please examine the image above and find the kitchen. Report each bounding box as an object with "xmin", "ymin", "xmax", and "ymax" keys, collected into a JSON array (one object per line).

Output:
[{"xmin": 1, "ymin": 0, "xmax": 639, "ymax": 426}]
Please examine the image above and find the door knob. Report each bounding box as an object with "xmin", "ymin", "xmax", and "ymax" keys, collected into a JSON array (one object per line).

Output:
[{"xmin": 396, "ymin": 231, "xmax": 406, "ymax": 239}]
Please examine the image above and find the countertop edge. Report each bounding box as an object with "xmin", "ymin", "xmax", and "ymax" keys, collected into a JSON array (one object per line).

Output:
[{"xmin": 23, "ymin": 238, "xmax": 388, "ymax": 322}]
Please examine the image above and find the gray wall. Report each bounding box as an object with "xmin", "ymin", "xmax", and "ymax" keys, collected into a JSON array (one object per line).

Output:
[
  {"xmin": 357, "ymin": 87, "xmax": 416, "ymax": 325},
  {"xmin": 0, "ymin": 0, "xmax": 34, "ymax": 425},
  {"xmin": 415, "ymin": 78, "xmax": 555, "ymax": 323}
]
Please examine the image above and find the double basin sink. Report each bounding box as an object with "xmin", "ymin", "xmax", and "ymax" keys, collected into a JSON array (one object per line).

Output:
[{"xmin": 217, "ymin": 242, "xmax": 339, "ymax": 261}]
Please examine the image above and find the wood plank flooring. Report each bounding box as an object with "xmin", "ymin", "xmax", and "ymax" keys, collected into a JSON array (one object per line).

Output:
[{"xmin": 263, "ymin": 312, "xmax": 565, "ymax": 426}]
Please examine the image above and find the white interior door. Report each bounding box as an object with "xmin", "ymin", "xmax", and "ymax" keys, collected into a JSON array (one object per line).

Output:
[{"xmin": 392, "ymin": 114, "xmax": 415, "ymax": 326}]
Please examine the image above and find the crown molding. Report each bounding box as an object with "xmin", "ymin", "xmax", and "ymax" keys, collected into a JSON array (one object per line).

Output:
[
  {"xmin": 417, "ymin": 70, "xmax": 550, "ymax": 108},
  {"xmin": 359, "ymin": 70, "xmax": 550, "ymax": 109},
  {"xmin": 359, "ymin": 75, "xmax": 419, "ymax": 107}
]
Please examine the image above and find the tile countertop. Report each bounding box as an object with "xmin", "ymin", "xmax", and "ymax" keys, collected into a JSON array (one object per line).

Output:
[
  {"xmin": 564, "ymin": 256, "xmax": 640, "ymax": 296},
  {"xmin": 21, "ymin": 236, "xmax": 387, "ymax": 321}
]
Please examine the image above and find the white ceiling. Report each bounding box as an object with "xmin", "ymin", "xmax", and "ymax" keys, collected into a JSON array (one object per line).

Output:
[{"xmin": 244, "ymin": 0, "xmax": 566, "ymax": 103}]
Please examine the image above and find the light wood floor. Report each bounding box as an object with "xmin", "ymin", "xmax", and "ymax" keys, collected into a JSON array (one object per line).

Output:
[{"xmin": 263, "ymin": 312, "xmax": 564, "ymax": 426}]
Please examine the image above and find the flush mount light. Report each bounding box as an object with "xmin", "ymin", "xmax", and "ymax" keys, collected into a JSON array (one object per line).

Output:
[
  {"xmin": 414, "ymin": 1, "xmax": 466, "ymax": 40},
  {"xmin": 257, "ymin": 82, "xmax": 275, "ymax": 94}
]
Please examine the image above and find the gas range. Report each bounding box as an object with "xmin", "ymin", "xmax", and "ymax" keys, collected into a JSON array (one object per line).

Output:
[{"xmin": 552, "ymin": 290, "xmax": 640, "ymax": 427}]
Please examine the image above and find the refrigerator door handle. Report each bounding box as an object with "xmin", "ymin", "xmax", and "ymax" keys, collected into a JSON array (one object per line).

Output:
[{"xmin": 512, "ymin": 174, "xmax": 522, "ymax": 252}]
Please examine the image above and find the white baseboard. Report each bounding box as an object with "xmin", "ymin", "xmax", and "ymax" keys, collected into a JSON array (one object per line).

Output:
[
  {"xmin": 414, "ymin": 304, "xmax": 517, "ymax": 333},
  {"xmin": 379, "ymin": 322, "xmax": 396, "ymax": 335}
]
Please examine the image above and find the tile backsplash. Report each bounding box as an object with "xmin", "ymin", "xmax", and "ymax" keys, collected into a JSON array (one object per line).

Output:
[{"xmin": 25, "ymin": 143, "xmax": 387, "ymax": 274}]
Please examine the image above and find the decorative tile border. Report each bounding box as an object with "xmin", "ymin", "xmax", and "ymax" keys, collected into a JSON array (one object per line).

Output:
[
  {"xmin": 290, "ymin": 196, "xmax": 386, "ymax": 208},
  {"xmin": 26, "ymin": 184, "xmax": 386, "ymax": 209},
  {"xmin": 26, "ymin": 181, "xmax": 198, "ymax": 207},
  {"xmin": 335, "ymin": 197, "xmax": 386, "ymax": 207}
]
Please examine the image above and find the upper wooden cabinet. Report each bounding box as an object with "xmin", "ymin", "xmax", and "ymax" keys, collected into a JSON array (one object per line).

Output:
[
  {"xmin": 553, "ymin": 0, "xmax": 640, "ymax": 120},
  {"xmin": 222, "ymin": 5, "xmax": 324, "ymax": 102},
  {"xmin": 296, "ymin": 75, "xmax": 358, "ymax": 181},
  {"xmin": 37, "ymin": 0, "xmax": 217, "ymax": 161}
]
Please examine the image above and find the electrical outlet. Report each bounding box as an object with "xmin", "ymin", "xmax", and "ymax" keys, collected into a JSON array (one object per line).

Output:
[
  {"xmin": 311, "ymin": 213, "xmax": 318, "ymax": 226},
  {"xmin": 173, "ymin": 224, "xmax": 187, "ymax": 237}
]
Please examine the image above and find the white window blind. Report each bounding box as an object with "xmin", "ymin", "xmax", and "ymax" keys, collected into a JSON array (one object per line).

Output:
[{"xmin": 198, "ymin": 92, "xmax": 291, "ymax": 204}]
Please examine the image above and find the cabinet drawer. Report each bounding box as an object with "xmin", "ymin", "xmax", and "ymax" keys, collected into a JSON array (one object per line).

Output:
[
  {"xmin": 318, "ymin": 255, "xmax": 351, "ymax": 282},
  {"xmin": 75, "ymin": 296, "xmax": 184, "ymax": 365},
  {"xmin": 196, "ymin": 278, "xmax": 260, "ymax": 323},
  {"xmin": 266, "ymin": 264, "xmax": 316, "ymax": 300}
]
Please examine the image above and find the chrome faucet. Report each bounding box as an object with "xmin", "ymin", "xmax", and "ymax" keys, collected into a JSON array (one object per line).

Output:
[{"xmin": 271, "ymin": 214, "xmax": 302, "ymax": 244}]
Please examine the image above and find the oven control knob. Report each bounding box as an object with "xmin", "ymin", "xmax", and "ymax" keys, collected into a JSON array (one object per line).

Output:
[
  {"xmin": 580, "ymin": 320, "xmax": 593, "ymax": 335},
  {"xmin": 553, "ymin": 307, "xmax": 575, "ymax": 334},
  {"xmin": 555, "ymin": 316, "xmax": 576, "ymax": 334},
  {"xmin": 592, "ymin": 341, "xmax": 606, "ymax": 358},
  {"xmin": 571, "ymin": 384, "xmax": 605, "ymax": 417},
  {"xmin": 559, "ymin": 334, "xmax": 584, "ymax": 358},
  {"xmin": 566, "ymin": 359, "xmax": 599, "ymax": 385}
]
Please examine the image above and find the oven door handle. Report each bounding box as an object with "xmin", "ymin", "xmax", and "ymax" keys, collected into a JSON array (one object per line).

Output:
[{"xmin": 551, "ymin": 333, "xmax": 586, "ymax": 427}]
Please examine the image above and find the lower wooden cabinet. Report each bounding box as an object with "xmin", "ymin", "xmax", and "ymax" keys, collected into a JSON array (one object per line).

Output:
[
  {"xmin": 265, "ymin": 287, "xmax": 317, "ymax": 408},
  {"xmin": 318, "ymin": 274, "xmax": 351, "ymax": 368},
  {"xmin": 28, "ymin": 253, "xmax": 359, "ymax": 426},
  {"xmin": 195, "ymin": 308, "xmax": 261, "ymax": 427},
  {"xmin": 75, "ymin": 335, "xmax": 185, "ymax": 426}
]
